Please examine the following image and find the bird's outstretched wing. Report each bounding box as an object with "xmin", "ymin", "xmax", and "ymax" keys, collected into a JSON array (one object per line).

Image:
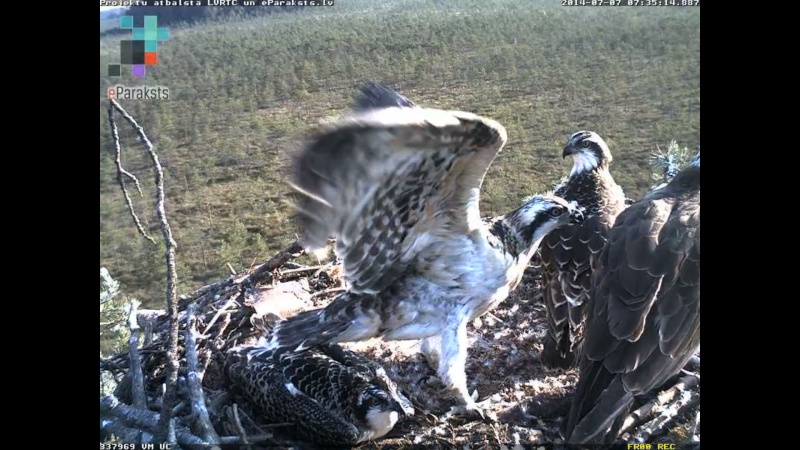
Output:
[
  {"xmin": 565, "ymin": 170, "xmax": 700, "ymax": 444},
  {"xmin": 291, "ymin": 107, "xmax": 507, "ymax": 294},
  {"xmin": 354, "ymin": 81, "xmax": 417, "ymax": 110}
]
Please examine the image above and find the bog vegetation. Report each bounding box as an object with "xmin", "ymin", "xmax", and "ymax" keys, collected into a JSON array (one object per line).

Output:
[{"xmin": 99, "ymin": 0, "xmax": 699, "ymax": 314}]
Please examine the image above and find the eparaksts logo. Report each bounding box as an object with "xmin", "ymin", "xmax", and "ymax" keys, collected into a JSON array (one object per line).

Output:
[{"xmin": 107, "ymin": 85, "xmax": 170, "ymax": 100}]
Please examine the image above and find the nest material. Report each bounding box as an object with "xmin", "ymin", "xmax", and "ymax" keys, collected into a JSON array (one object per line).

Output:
[{"xmin": 100, "ymin": 243, "xmax": 700, "ymax": 449}]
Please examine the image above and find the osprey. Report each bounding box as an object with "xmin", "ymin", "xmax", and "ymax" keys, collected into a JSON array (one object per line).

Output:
[
  {"xmin": 563, "ymin": 152, "xmax": 700, "ymax": 445},
  {"xmin": 224, "ymin": 315, "xmax": 414, "ymax": 446},
  {"xmin": 264, "ymin": 83, "xmax": 584, "ymax": 418},
  {"xmin": 539, "ymin": 131, "xmax": 628, "ymax": 369}
]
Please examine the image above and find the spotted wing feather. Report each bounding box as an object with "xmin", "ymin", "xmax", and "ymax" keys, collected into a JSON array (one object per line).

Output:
[
  {"xmin": 224, "ymin": 348, "xmax": 363, "ymax": 445},
  {"xmin": 291, "ymin": 107, "xmax": 507, "ymax": 295},
  {"xmin": 540, "ymin": 213, "xmax": 611, "ymax": 367},
  {"xmin": 354, "ymin": 81, "xmax": 417, "ymax": 110}
]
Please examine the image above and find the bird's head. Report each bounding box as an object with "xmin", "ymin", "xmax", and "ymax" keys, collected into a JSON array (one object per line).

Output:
[
  {"xmin": 562, "ymin": 131, "xmax": 612, "ymax": 177},
  {"xmin": 513, "ymin": 195, "xmax": 585, "ymax": 244},
  {"xmin": 353, "ymin": 371, "xmax": 414, "ymax": 441}
]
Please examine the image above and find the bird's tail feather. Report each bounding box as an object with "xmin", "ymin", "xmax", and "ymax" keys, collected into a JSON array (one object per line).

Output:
[
  {"xmin": 541, "ymin": 334, "xmax": 577, "ymax": 370},
  {"xmin": 354, "ymin": 81, "xmax": 416, "ymax": 110},
  {"xmin": 266, "ymin": 308, "xmax": 352, "ymax": 357},
  {"xmin": 564, "ymin": 360, "xmax": 635, "ymax": 445}
]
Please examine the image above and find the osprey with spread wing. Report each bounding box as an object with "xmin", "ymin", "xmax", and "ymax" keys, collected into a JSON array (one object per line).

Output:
[{"xmin": 264, "ymin": 83, "xmax": 584, "ymax": 418}]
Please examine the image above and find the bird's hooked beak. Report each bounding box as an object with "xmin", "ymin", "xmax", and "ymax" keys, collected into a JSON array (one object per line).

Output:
[
  {"xmin": 562, "ymin": 145, "xmax": 578, "ymax": 159},
  {"xmin": 568, "ymin": 204, "xmax": 585, "ymax": 224},
  {"xmin": 392, "ymin": 400, "xmax": 415, "ymax": 418}
]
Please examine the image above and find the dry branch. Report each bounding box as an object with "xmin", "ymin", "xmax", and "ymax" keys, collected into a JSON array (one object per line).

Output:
[
  {"xmin": 127, "ymin": 300, "xmax": 147, "ymax": 409},
  {"xmin": 108, "ymin": 99, "xmax": 181, "ymax": 443},
  {"xmin": 100, "ymin": 394, "xmax": 205, "ymax": 446},
  {"xmin": 311, "ymin": 287, "xmax": 347, "ymax": 298},
  {"xmin": 619, "ymin": 374, "xmax": 699, "ymax": 436},
  {"xmin": 184, "ymin": 304, "xmax": 220, "ymax": 444},
  {"xmin": 107, "ymin": 102, "xmax": 155, "ymax": 244},
  {"xmin": 620, "ymin": 375, "xmax": 700, "ymax": 442},
  {"xmin": 633, "ymin": 390, "xmax": 700, "ymax": 442}
]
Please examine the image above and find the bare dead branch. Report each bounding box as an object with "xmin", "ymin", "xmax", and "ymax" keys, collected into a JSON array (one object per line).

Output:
[
  {"xmin": 203, "ymin": 297, "xmax": 239, "ymax": 337},
  {"xmin": 185, "ymin": 304, "xmax": 220, "ymax": 444},
  {"xmin": 691, "ymin": 410, "xmax": 700, "ymax": 442},
  {"xmin": 109, "ymin": 99, "xmax": 181, "ymax": 443},
  {"xmin": 279, "ymin": 265, "xmax": 322, "ymax": 277},
  {"xmin": 233, "ymin": 241, "xmax": 305, "ymax": 288},
  {"xmin": 219, "ymin": 434, "xmax": 276, "ymax": 444},
  {"xmin": 226, "ymin": 263, "xmax": 238, "ymax": 276},
  {"xmin": 100, "ymin": 395, "xmax": 205, "ymax": 446},
  {"xmin": 137, "ymin": 309, "xmax": 166, "ymax": 346},
  {"xmin": 107, "ymin": 102, "xmax": 156, "ymax": 244},
  {"xmin": 127, "ymin": 300, "xmax": 148, "ymax": 410},
  {"xmin": 101, "ymin": 419, "xmax": 152, "ymax": 444},
  {"xmin": 633, "ymin": 390, "xmax": 700, "ymax": 442},
  {"xmin": 232, "ymin": 403, "xmax": 250, "ymax": 446},
  {"xmin": 311, "ymin": 287, "xmax": 347, "ymax": 298},
  {"xmin": 619, "ymin": 374, "xmax": 699, "ymax": 436}
]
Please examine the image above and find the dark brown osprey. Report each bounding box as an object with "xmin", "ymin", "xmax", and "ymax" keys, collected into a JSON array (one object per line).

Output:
[
  {"xmin": 263, "ymin": 83, "xmax": 584, "ymax": 419},
  {"xmin": 539, "ymin": 131, "xmax": 628, "ymax": 369},
  {"xmin": 563, "ymin": 152, "xmax": 700, "ymax": 445}
]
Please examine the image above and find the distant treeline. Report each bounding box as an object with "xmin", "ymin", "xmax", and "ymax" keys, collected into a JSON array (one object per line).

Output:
[{"xmin": 100, "ymin": 5, "xmax": 301, "ymax": 35}]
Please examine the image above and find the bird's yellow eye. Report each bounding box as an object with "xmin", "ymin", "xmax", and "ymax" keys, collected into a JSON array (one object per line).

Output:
[
  {"xmin": 581, "ymin": 140, "xmax": 591, "ymax": 148},
  {"xmin": 550, "ymin": 208, "xmax": 564, "ymax": 217}
]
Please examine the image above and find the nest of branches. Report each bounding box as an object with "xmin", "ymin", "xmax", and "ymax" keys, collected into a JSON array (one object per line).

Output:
[
  {"xmin": 99, "ymin": 242, "xmax": 700, "ymax": 450},
  {"xmin": 100, "ymin": 99, "xmax": 699, "ymax": 450},
  {"xmin": 100, "ymin": 242, "xmax": 359, "ymax": 448}
]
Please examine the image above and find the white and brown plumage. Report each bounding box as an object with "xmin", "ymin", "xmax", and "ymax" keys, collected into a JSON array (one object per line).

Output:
[
  {"xmin": 539, "ymin": 131, "xmax": 628, "ymax": 369},
  {"xmin": 224, "ymin": 315, "xmax": 414, "ymax": 446},
  {"xmin": 264, "ymin": 83, "xmax": 584, "ymax": 418},
  {"xmin": 564, "ymin": 152, "xmax": 700, "ymax": 445}
]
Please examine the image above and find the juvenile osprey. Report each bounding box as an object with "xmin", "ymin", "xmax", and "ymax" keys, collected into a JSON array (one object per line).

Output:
[
  {"xmin": 224, "ymin": 315, "xmax": 414, "ymax": 446},
  {"xmin": 265, "ymin": 84, "xmax": 584, "ymax": 418},
  {"xmin": 539, "ymin": 131, "xmax": 628, "ymax": 369},
  {"xmin": 563, "ymin": 152, "xmax": 700, "ymax": 445}
]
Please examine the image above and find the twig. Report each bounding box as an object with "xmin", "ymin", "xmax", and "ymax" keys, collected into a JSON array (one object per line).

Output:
[
  {"xmin": 691, "ymin": 410, "xmax": 700, "ymax": 442},
  {"xmin": 127, "ymin": 300, "xmax": 148, "ymax": 409},
  {"xmin": 219, "ymin": 434, "xmax": 275, "ymax": 444},
  {"xmin": 109, "ymin": 99, "xmax": 181, "ymax": 443},
  {"xmin": 100, "ymin": 394, "xmax": 205, "ymax": 446},
  {"xmin": 279, "ymin": 265, "xmax": 323, "ymax": 277},
  {"xmin": 226, "ymin": 263, "xmax": 237, "ymax": 276},
  {"xmin": 185, "ymin": 304, "xmax": 221, "ymax": 444},
  {"xmin": 102, "ymin": 419, "xmax": 151, "ymax": 444},
  {"xmin": 107, "ymin": 102, "xmax": 156, "ymax": 244},
  {"xmin": 619, "ymin": 374, "xmax": 699, "ymax": 435},
  {"xmin": 232, "ymin": 403, "xmax": 250, "ymax": 446},
  {"xmin": 138, "ymin": 309, "xmax": 167, "ymax": 346},
  {"xmin": 233, "ymin": 241, "xmax": 305, "ymax": 287},
  {"xmin": 633, "ymin": 390, "xmax": 700, "ymax": 442},
  {"xmin": 202, "ymin": 297, "xmax": 239, "ymax": 337},
  {"xmin": 311, "ymin": 287, "xmax": 347, "ymax": 298}
]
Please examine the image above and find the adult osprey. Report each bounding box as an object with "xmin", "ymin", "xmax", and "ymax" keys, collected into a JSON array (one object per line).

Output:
[
  {"xmin": 539, "ymin": 131, "xmax": 628, "ymax": 369},
  {"xmin": 264, "ymin": 83, "xmax": 584, "ymax": 418},
  {"xmin": 563, "ymin": 152, "xmax": 700, "ymax": 445},
  {"xmin": 224, "ymin": 315, "xmax": 414, "ymax": 445}
]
